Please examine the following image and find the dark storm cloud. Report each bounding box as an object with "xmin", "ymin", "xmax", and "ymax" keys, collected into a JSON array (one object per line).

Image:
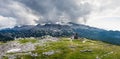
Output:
[
  {"xmin": 0, "ymin": 0, "xmax": 92, "ymax": 29},
  {"xmin": 17, "ymin": 0, "xmax": 92, "ymax": 23}
]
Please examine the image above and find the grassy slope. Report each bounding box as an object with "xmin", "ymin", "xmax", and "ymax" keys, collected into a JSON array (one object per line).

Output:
[{"xmin": 3, "ymin": 38, "xmax": 120, "ymax": 59}]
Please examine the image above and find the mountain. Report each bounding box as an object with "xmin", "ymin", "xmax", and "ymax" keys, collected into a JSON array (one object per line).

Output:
[{"xmin": 0, "ymin": 22, "xmax": 120, "ymax": 45}]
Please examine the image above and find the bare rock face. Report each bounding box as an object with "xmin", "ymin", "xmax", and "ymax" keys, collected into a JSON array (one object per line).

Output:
[
  {"xmin": 20, "ymin": 42, "xmax": 35, "ymax": 52},
  {"xmin": 0, "ymin": 36, "xmax": 59, "ymax": 59},
  {"xmin": 0, "ymin": 41, "xmax": 21, "ymax": 59},
  {"xmin": 0, "ymin": 41, "xmax": 36, "ymax": 59}
]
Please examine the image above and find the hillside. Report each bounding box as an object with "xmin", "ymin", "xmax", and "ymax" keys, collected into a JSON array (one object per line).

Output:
[
  {"xmin": 0, "ymin": 22, "xmax": 120, "ymax": 45},
  {"xmin": 1, "ymin": 37, "xmax": 120, "ymax": 59}
]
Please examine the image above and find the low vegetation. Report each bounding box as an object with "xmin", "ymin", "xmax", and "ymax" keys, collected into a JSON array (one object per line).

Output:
[
  {"xmin": 2, "ymin": 38, "xmax": 120, "ymax": 59},
  {"xmin": 18, "ymin": 38, "xmax": 37, "ymax": 44}
]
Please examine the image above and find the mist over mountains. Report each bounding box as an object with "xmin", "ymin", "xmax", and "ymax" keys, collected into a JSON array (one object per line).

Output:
[
  {"xmin": 0, "ymin": 0, "xmax": 92, "ymax": 29},
  {"xmin": 0, "ymin": 22, "xmax": 120, "ymax": 45},
  {"xmin": 1, "ymin": 0, "xmax": 120, "ymax": 30}
]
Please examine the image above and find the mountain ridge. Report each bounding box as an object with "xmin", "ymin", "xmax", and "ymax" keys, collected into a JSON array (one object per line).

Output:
[{"xmin": 0, "ymin": 22, "xmax": 120, "ymax": 45}]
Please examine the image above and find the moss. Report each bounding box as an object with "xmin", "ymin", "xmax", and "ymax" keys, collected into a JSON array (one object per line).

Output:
[{"xmin": 3, "ymin": 56, "xmax": 9, "ymax": 59}]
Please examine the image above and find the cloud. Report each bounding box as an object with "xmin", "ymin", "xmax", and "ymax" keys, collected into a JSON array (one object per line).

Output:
[
  {"xmin": 1, "ymin": 0, "xmax": 120, "ymax": 30},
  {"xmin": 0, "ymin": 0, "xmax": 39, "ymax": 29},
  {"xmin": 17, "ymin": 0, "xmax": 92, "ymax": 24},
  {"xmin": 84, "ymin": 0, "xmax": 120, "ymax": 30},
  {"xmin": 0, "ymin": 16, "xmax": 16, "ymax": 29},
  {"xmin": 0, "ymin": 0, "xmax": 92, "ymax": 29}
]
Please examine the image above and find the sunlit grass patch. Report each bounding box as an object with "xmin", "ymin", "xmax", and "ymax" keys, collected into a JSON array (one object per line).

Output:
[
  {"xmin": 17, "ymin": 38, "xmax": 38, "ymax": 44},
  {"xmin": 3, "ymin": 37, "xmax": 120, "ymax": 59}
]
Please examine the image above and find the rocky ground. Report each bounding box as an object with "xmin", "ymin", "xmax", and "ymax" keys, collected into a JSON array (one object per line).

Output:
[
  {"xmin": 0, "ymin": 36, "xmax": 58, "ymax": 59},
  {"xmin": 0, "ymin": 36, "xmax": 120, "ymax": 59}
]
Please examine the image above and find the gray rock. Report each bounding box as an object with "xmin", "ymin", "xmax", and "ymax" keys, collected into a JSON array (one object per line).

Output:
[
  {"xmin": 80, "ymin": 49, "xmax": 93, "ymax": 52},
  {"xmin": 43, "ymin": 50, "xmax": 55, "ymax": 56}
]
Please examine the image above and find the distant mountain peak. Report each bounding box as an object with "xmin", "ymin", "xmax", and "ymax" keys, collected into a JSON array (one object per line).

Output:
[{"xmin": 1, "ymin": 22, "xmax": 120, "ymax": 45}]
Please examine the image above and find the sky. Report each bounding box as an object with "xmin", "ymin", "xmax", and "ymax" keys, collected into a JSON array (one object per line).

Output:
[{"xmin": 0, "ymin": 0, "xmax": 120, "ymax": 31}]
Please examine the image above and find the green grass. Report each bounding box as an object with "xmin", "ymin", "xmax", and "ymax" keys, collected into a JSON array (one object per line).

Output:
[
  {"xmin": 18, "ymin": 38, "xmax": 38, "ymax": 44},
  {"xmin": 3, "ymin": 38, "xmax": 120, "ymax": 59},
  {"xmin": 0, "ymin": 42, "xmax": 4, "ymax": 45}
]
